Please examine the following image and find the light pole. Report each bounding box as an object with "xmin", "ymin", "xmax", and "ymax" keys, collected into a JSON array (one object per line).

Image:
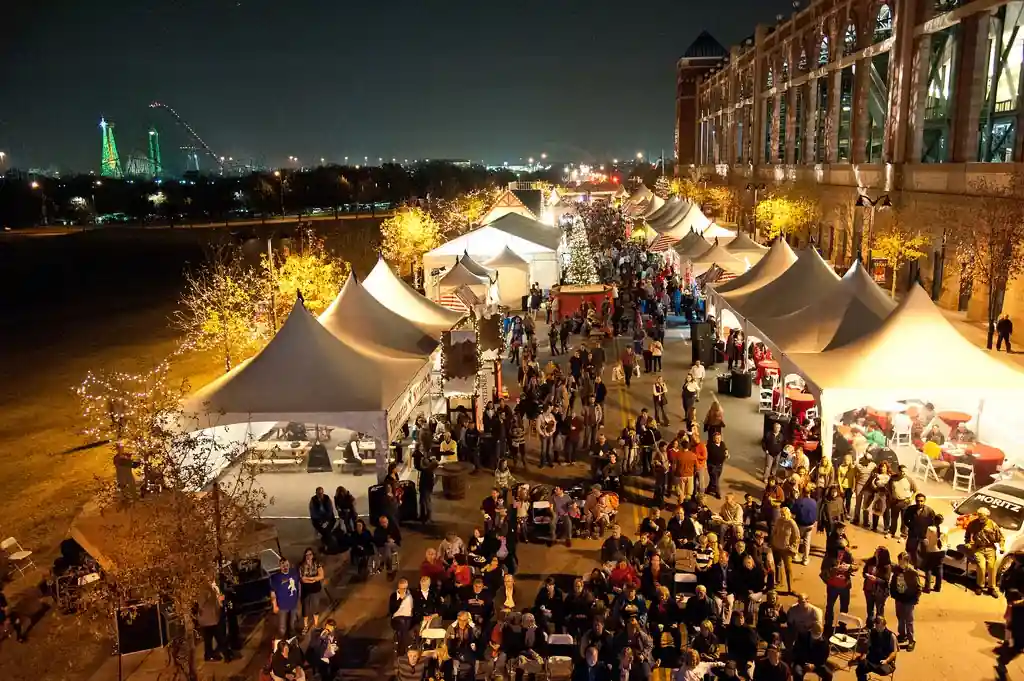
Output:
[
  {"xmin": 746, "ymin": 183, "xmax": 766, "ymax": 238},
  {"xmin": 273, "ymin": 170, "xmax": 286, "ymax": 215},
  {"xmin": 854, "ymin": 193, "xmax": 891, "ymax": 264},
  {"xmin": 31, "ymin": 180, "xmax": 48, "ymax": 226}
]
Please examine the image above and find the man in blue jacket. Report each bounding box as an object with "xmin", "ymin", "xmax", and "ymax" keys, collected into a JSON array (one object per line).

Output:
[{"xmin": 792, "ymin": 486, "xmax": 818, "ymax": 565}]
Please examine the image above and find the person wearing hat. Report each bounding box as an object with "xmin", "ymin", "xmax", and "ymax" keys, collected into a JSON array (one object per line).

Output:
[
  {"xmin": 965, "ymin": 506, "xmax": 1005, "ymax": 597},
  {"xmin": 752, "ymin": 642, "xmax": 791, "ymax": 681}
]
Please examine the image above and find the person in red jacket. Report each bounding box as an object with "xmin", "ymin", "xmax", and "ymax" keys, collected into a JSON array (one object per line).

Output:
[
  {"xmin": 609, "ymin": 559, "xmax": 641, "ymax": 592},
  {"xmin": 420, "ymin": 548, "xmax": 447, "ymax": 585}
]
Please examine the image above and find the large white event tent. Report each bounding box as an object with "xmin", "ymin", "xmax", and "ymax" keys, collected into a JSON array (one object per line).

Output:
[
  {"xmin": 725, "ymin": 232, "xmax": 769, "ymax": 266},
  {"xmin": 685, "ymin": 241, "xmax": 747, "ymax": 277},
  {"xmin": 786, "ymin": 286, "xmax": 1024, "ymax": 463},
  {"xmin": 183, "ymin": 299, "xmax": 432, "ymax": 478},
  {"xmin": 751, "ymin": 260, "xmax": 896, "ymax": 354},
  {"xmin": 671, "ymin": 230, "xmax": 712, "ymax": 258},
  {"xmin": 459, "ymin": 251, "xmax": 497, "ymax": 278},
  {"xmin": 319, "ymin": 275, "xmax": 440, "ymax": 357},
  {"xmin": 647, "ymin": 198, "xmax": 691, "ymax": 231},
  {"xmin": 422, "ymin": 212, "xmax": 562, "ymax": 290},
  {"xmin": 363, "ymin": 258, "xmax": 464, "ymax": 335},
  {"xmin": 484, "ymin": 245, "xmax": 531, "ymax": 307},
  {"xmin": 730, "ymin": 247, "xmax": 841, "ymax": 326},
  {"xmin": 708, "ymin": 239, "xmax": 797, "ymax": 331}
]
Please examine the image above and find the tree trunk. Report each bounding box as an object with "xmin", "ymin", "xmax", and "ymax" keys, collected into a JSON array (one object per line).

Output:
[
  {"xmin": 987, "ymin": 279, "xmax": 1007, "ymax": 349},
  {"xmin": 931, "ymin": 230, "xmax": 948, "ymax": 300}
]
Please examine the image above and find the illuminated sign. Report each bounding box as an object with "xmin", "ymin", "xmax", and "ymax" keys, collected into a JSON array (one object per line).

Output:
[{"xmin": 387, "ymin": 365, "xmax": 432, "ymax": 441}]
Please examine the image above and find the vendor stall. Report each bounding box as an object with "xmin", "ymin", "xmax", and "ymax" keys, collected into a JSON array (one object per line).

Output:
[
  {"xmin": 484, "ymin": 246, "xmax": 531, "ymax": 308},
  {"xmin": 553, "ymin": 284, "xmax": 614, "ymax": 325}
]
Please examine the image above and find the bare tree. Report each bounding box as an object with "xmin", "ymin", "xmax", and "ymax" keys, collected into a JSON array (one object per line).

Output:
[{"xmin": 76, "ymin": 363, "xmax": 267, "ymax": 681}]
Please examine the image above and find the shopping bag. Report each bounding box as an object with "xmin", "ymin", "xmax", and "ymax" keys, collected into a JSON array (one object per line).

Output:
[
  {"xmin": 612, "ymin": 365, "xmax": 625, "ymax": 383},
  {"xmin": 632, "ymin": 364, "xmax": 641, "ymax": 378}
]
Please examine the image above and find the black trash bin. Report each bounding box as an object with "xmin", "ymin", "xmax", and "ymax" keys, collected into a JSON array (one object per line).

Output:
[
  {"xmin": 368, "ymin": 484, "xmax": 386, "ymax": 525},
  {"xmin": 717, "ymin": 374, "xmax": 732, "ymax": 395},
  {"xmin": 398, "ymin": 480, "xmax": 418, "ymax": 523},
  {"xmin": 731, "ymin": 370, "xmax": 752, "ymax": 398}
]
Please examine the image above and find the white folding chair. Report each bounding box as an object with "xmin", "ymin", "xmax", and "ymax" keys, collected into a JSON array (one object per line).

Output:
[
  {"xmin": 952, "ymin": 462, "xmax": 975, "ymax": 493},
  {"xmin": 758, "ymin": 387, "xmax": 774, "ymax": 413},
  {"xmin": 912, "ymin": 452, "xmax": 942, "ymax": 484},
  {"xmin": 804, "ymin": 406, "xmax": 819, "ymax": 421},
  {"xmin": 1, "ymin": 537, "xmax": 35, "ymax": 576}
]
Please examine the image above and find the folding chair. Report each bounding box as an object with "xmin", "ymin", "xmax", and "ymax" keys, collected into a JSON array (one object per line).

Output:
[
  {"xmin": 911, "ymin": 452, "xmax": 942, "ymax": 484},
  {"xmin": 547, "ymin": 633, "xmax": 576, "ymax": 680},
  {"xmin": 804, "ymin": 406, "xmax": 819, "ymax": 421},
  {"xmin": 952, "ymin": 462, "xmax": 975, "ymax": 494},
  {"xmin": 1, "ymin": 537, "xmax": 35, "ymax": 576},
  {"xmin": 758, "ymin": 383, "xmax": 774, "ymax": 413},
  {"xmin": 673, "ymin": 572, "xmax": 697, "ymax": 596}
]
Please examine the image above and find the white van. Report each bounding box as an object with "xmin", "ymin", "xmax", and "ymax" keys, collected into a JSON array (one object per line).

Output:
[{"xmin": 943, "ymin": 481, "xmax": 1024, "ymax": 579}]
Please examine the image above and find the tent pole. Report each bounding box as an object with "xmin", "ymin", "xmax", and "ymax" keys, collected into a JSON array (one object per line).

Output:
[{"xmin": 976, "ymin": 399, "xmax": 985, "ymax": 442}]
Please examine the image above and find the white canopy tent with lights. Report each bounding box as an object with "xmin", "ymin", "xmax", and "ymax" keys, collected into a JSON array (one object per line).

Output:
[
  {"xmin": 785, "ymin": 286, "xmax": 1024, "ymax": 465},
  {"xmin": 707, "ymin": 239, "xmax": 798, "ymax": 333},
  {"xmin": 183, "ymin": 300, "xmax": 433, "ymax": 481}
]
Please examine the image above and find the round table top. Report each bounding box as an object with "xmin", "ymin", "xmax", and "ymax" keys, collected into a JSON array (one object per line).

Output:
[
  {"xmin": 436, "ymin": 462, "xmax": 473, "ymax": 476},
  {"xmin": 968, "ymin": 443, "xmax": 1006, "ymax": 462},
  {"xmin": 786, "ymin": 389, "xmax": 816, "ymax": 404},
  {"xmin": 758, "ymin": 359, "xmax": 780, "ymax": 369},
  {"xmin": 938, "ymin": 410, "xmax": 972, "ymax": 424}
]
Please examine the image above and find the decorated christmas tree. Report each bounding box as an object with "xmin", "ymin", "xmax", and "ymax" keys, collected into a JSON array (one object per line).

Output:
[
  {"xmin": 654, "ymin": 174, "xmax": 672, "ymax": 199},
  {"xmin": 564, "ymin": 218, "xmax": 599, "ymax": 285}
]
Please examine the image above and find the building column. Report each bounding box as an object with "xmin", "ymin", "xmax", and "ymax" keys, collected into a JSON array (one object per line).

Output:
[
  {"xmin": 805, "ymin": 77, "xmax": 819, "ymax": 163},
  {"xmin": 851, "ymin": 55, "xmax": 871, "ymax": 164},
  {"xmin": 826, "ymin": 69, "xmax": 843, "ymax": 163},
  {"xmin": 785, "ymin": 87, "xmax": 798, "ymax": 164},
  {"xmin": 770, "ymin": 95, "xmax": 782, "ymax": 163},
  {"xmin": 889, "ymin": 0, "xmax": 927, "ymax": 164},
  {"xmin": 951, "ymin": 13, "xmax": 989, "ymax": 163}
]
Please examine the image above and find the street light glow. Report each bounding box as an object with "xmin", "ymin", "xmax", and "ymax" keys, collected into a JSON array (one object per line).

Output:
[
  {"xmin": 541, "ymin": 153, "xmax": 547, "ymax": 159},
  {"xmin": 30, "ymin": 181, "xmax": 40, "ymax": 189},
  {"xmin": 636, "ymin": 152, "xmax": 643, "ymax": 159}
]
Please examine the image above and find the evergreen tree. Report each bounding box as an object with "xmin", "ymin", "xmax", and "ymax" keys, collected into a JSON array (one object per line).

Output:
[{"xmin": 564, "ymin": 218, "xmax": 599, "ymax": 285}]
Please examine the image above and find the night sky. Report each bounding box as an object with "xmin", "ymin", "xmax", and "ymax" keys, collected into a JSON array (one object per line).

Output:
[{"xmin": 3, "ymin": 0, "xmax": 793, "ymax": 172}]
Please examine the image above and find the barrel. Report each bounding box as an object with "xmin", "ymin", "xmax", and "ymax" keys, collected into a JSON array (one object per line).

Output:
[{"xmin": 439, "ymin": 462, "xmax": 472, "ymax": 500}]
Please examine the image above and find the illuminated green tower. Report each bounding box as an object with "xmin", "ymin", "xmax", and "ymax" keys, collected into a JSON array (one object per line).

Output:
[
  {"xmin": 147, "ymin": 127, "xmax": 162, "ymax": 178},
  {"xmin": 100, "ymin": 117, "xmax": 123, "ymax": 178}
]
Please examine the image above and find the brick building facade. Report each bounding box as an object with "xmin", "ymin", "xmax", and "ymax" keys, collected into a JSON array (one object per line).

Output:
[{"xmin": 676, "ymin": 0, "xmax": 1024, "ymax": 325}]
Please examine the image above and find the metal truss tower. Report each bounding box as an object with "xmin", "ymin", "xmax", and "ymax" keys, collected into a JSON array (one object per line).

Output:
[
  {"xmin": 100, "ymin": 117, "xmax": 123, "ymax": 178},
  {"xmin": 147, "ymin": 127, "xmax": 162, "ymax": 178}
]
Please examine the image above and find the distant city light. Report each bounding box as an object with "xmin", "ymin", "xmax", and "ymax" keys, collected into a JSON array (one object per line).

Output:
[
  {"xmin": 613, "ymin": 158, "xmax": 618, "ymax": 164},
  {"xmin": 30, "ymin": 181, "xmax": 40, "ymax": 189},
  {"xmin": 541, "ymin": 153, "xmax": 547, "ymax": 159}
]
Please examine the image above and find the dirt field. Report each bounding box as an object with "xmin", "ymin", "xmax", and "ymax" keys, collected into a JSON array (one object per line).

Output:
[{"xmin": 0, "ymin": 219, "xmax": 382, "ymax": 681}]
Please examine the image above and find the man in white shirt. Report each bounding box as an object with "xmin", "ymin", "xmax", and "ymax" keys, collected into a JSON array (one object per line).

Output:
[{"xmin": 690, "ymin": 360, "xmax": 705, "ymax": 387}]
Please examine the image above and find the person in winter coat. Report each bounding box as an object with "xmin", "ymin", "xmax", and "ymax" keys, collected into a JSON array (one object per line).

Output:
[
  {"xmin": 836, "ymin": 453, "xmax": 857, "ymax": 518},
  {"xmin": 792, "ymin": 487, "xmax": 818, "ymax": 566},
  {"xmin": 809, "ymin": 458, "xmax": 837, "ymax": 501},
  {"xmin": 681, "ymin": 375, "xmax": 700, "ymax": 420},
  {"xmin": 890, "ymin": 552, "xmax": 921, "ymax": 651},
  {"xmin": 770, "ymin": 507, "xmax": 800, "ymax": 593},
  {"xmin": 853, "ymin": 453, "xmax": 877, "ymax": 525},
  {"xmin": 818, "ymin": 486, "xmax": 847, "ymax": 540}
]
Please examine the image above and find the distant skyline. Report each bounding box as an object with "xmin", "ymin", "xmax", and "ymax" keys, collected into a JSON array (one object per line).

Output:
[{"xmin": 2, "ymin": 0, "xmax": 794, "ymax": 172}]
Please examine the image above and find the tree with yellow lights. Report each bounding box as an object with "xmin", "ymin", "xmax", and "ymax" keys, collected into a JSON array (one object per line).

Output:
[
  {"xmin": 76, "ymin": 362, "xmax": 266, "ymax": 681},
  {"xmin": 380, "ymin": 206, "xmax": 442, "ymax": 276},
  {"xmin": 871, "ymin": 212, "xmax": 932, "ymax": 296},
  {"xmin": 176, "ymin": 244, "xmax": 264, "ymax": 372},
  {"xmin": 753, "ymin": 194, "xmax": 819, "ymax": 240},
  {"xmin": 262, "ymin": 226, "xmax": 348, "ymax": 324},
  {"xmin": 429, "ymin": 188, "xmax": 498, "ymax": 238}
]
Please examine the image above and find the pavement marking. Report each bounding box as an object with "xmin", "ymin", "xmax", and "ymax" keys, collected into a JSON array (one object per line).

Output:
[{"xmin": 262, "ymin": 515, "xmax": 313, "ymax": 519}]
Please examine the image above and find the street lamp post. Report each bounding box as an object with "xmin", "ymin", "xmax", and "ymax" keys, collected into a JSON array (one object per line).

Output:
[
  {"xmin": 746, "ymin": 183, "xmax": 766, "ymax": 238},
  {"xmin": 854, "ymin": 193, "xmax": 891, "ymax": 264},
  {"xmin": 30, "ymin": 180, "xmax": 48, "ymax": 226}
]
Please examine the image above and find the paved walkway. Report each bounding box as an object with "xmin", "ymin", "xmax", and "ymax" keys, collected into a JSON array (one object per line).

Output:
[
  {"xmin": 90, "ymin": 316, "xmax": 1022, "ymax": 681},
  {"xmin": 940, "ymin": 308, "xmax": 1023, "ymax": 370}
]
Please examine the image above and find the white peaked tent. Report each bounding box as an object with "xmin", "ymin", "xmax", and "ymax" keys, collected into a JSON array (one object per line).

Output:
[
  {"xmin": 484, "ymin": 246, "xmax": 530, "ymax": 307},
  {"xmin": 725, "ymin": 232, "xmax": 769, "ymax": 265},
  {"xmin": 480, "ymin": 188, "xmax": 537, "ymax": 224},
  {"xmin": 319, "ymin": 275, "xmax": 439, "ymax": 357},
  {"xmin": 642, "ymin": 194, "xmax": 667, "ymax": 217},
  {"xmin": 670, "ymin": 229, "xmax": 712, "ymax": 258},
  {"xmin": 686, "ymin": 241, "xmax": 747, "ymax": 277},
  {"xmin": 458, "ymin": 251, "xmax": 496, "ymax": 278},
  {"xmin": 713, "ymin": 239, "xmax": 798, "ymax": 297},
  {"xmin": 363, "ymin": 258, "xmax": 464, "ymax": 334},
  {"xmin": 627, "ymin": 184, "xmax": 655, "ymax": 205},
  {"xmin": 701, "ymin": 223, "xmax": 737, "ymax": 241},
  {"xmin": 183, "ymin": 299, "xmax": 429, "ymax": 443},
  {"xmin": 647, "ymin": 199, "xmax": 691, "ymax": 230},
  {"xmin": 672, "ymin": 203, "xmax": 714, "ymax": 237},
  {"xmin": 422, "ymin": 213, "xmax": 561, "ymax": 290},
  {"xmin": 786, "ymin": 286, "xmax": 1024, "ymax": 461},
  {"xmin": 731, "ymin": 247, "xmax": 841, "ymax": 322},
  {"xmin": 438, "ymin": 259, "xmax": 491, "ymax": 296},
  {"xmin": 751, "ymin": 260, "xmax": 896, "ymax": 353}
]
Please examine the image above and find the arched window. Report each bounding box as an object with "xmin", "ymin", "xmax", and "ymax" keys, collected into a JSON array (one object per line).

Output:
[
  {"xmin": 874, "ymin": 3, "xmax": 893, "ymax": 42},
  {"xmin": 819, "ymin": 35, "xmax": 830, "ymax": 65},
  {"xmin": 781, "ymin": 58, "xmax": 789, "ymax": 81},
  {"xmin": 843, "ymin": 23, "xmax": 858, "ymax": 56},
  {"xmin": 798, "ymin": 48, "xmax": 808, "ymax": 71}
]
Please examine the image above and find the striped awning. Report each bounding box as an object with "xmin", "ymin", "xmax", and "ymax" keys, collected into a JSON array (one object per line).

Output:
[
  {"xmin": 649, "ymin": 234, "xmax": 678, "ymax": 252},
  {"xmin": 437, "ymin": 293, "xmax": 469, "ymax": 313}
]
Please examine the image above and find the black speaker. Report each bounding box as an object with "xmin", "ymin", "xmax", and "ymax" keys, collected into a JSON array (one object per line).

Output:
[
  {"xmin": 730, "ymin": 370, "xmax": 752, "ymax": 398},
  {"xmin": 690, "ymin": 322, "xmax": 714, "ymax": 366},
  {"xmin": 116, "ymin": 602, "xmax": 167, "ymax": 655},
  {"xmin": 398, "ymin": 480, "xmax": 418, "ymax": 522},
  {"xmin": 368, "ymin": 484, "xmax": 387, "ymax": 525}
]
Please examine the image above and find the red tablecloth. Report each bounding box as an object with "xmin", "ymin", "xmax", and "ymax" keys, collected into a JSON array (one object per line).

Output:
[
  {"xmin": 757, "ymin": 360, "xmax": 780, "ymax": 385},
  {"xmin": 938, "ymin": 411, "xmax": 972, "ymax": 429},
  {"xmin": 786, "ymin": 389, "xmax": 816, "ymax": 422},
  {"xmin": 940, "ymin": 442, "xmax": 1006, "ymax": 484}
]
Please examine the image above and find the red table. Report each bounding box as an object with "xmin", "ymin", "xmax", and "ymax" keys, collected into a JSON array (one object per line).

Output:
[
  {"xmin": 940, "ymin": 442, "xmax": 1006, "ymax": 485},
  {"xmin": 938, "ymin": 410, "xmax": 972, "ymax": 429},
  {"xmin": 786, "ymin": 389, "xmax": 816, "ymax": 422},
  {"xmin": 757, "ymin": 360, "xmax": 780, "ymax": 385}
]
